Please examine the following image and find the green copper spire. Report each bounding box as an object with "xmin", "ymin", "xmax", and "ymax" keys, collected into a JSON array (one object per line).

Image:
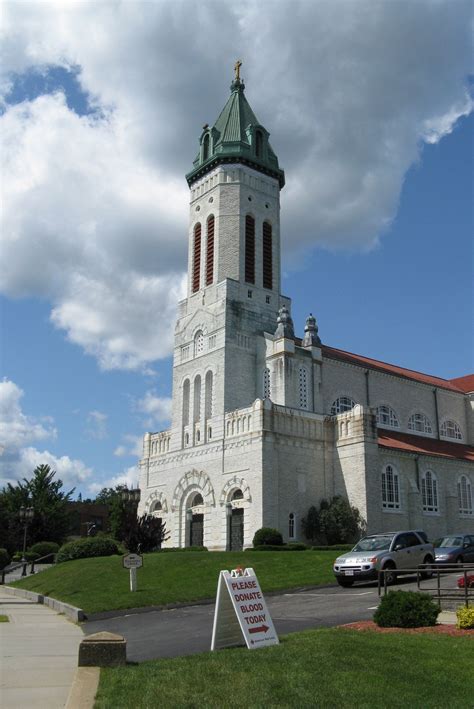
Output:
[{"xmin": 186, "ymin": 62, "xmax": 285, "ymax": 188}]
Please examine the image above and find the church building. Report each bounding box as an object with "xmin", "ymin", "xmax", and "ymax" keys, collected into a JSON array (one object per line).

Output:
[{"xmin": 138, "ymin": 65, "xmax": 474, "ymax": 550}]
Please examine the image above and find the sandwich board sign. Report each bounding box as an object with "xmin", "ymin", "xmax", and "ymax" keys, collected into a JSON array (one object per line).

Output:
[{"xmin": 211, "ymin": 567, "xmax": 279, "ymax": 651}]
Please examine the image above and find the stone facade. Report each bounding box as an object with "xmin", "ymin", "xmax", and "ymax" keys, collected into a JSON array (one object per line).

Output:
[{"xmin": 138, "ymin": 80, "xmax": 474, "ymax": 550}]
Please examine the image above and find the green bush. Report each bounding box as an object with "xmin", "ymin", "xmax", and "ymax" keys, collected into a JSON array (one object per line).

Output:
[
  {"xmin": 456, "ymin": 606, "xmax": 474, "ymax": 630},
  {"xmin": 248, "ymin": 544, "xmax": 308, "ymax": 552},
  {"xmin": 12, "ymin": 551, "xmax": 39, "ymax": 562},
  {"xmin": 252, "ymin": 527, "xmax": 283, "ymax": 547},
  {"xmin": 28, "ymin": 542, "xmax": 60, "ymax": 559},
  {"xmin": 0, "ymin": 548, "xmax": 10, "ymax": 570},
  {"xmin": 311, "ymin": 544, "xmax": 353, "ymax": 551},
  {"xmin": 160, "ymin": 546, "xmax": 208, "ymax": 553},
  {"xmin": 57, "ymin": 536, "xmax": 121, "ymax": 563},
  {"xmin": 374, "ymin": 591, "xmax": 439, "ymax": 628}
]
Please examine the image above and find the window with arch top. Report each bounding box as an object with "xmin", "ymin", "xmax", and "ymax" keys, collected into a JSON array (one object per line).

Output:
[
  {"xmin": 182, "ymin": 379, "xmax": 190, "ymax": 427},
  {"xmin": 288, "ymin": 512, "xmax": 295, "ymax": 539},
  {"xmin": 255, "ymin": 129, "xmax": 263, "ymax": 158},
  {"xmin": 203, "ymin": 133, "xmax": 210, "ymax": 161},
  {"xmin": 458, "ymin": 475, "xmax": 473, "ymax": 515},
  {"xmin": 263, "ymin": 367, "xmax": 271, "ymax": 399},
  {"xmin": 192, "ymin": 223, "xmax": 201, "ymax": 292},
  {"xmin": 376, "ymin": 405, "xmax": 399, "ymax": 428},
  {"xmin": 262, "ymin": 221, "xmax": 272, "ymax": 290},
  {"xmin": 408, "ymin": 412, "xmax": 432, "ymax": 434},
  {"xmin": 440, "ymin": 419, "xmax": 463, "ymax": 440},
  {"xmin": 245, "ymin": 215, "xmax": 255, "ymax": 284},
  {"xmin": 382, "ymin": 464, "xmax": 400, "ymax": 510},
  {"xmin": 421, "ymin": 470, "xmax": 438, "ymax": 513},
  {"xmin": 331, "ymin": 396, "xmax": 356, "ymax": 415},
  {"xmin": 194, "ymin": 330, "xmax": 204, "ymax": 357},
  {"xmin": 205, "ymin": 215, "xmax": 215, "ymax": 286}
]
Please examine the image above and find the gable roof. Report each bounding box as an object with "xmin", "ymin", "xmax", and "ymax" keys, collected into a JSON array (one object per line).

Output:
[
  {"xmin": 378, "ymin": 430, "xmax": 474, "ymax": 462},
  {"xmin": 321, "ymin": 344, "xmax": 468, "ymax": 393},
  {"xmin": 449, "ymin": 374, "xmax": 474, "ymax": 393}
]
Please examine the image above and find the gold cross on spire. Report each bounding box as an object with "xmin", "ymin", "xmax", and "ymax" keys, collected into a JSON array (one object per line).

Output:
[{"xmin": 234, "ymin": 59, "xmax": 242, "ymax": 81}]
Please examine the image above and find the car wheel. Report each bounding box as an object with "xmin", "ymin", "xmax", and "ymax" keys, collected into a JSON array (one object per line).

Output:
[
  {"xmin": 381, "ymin": 563, "xmax": 397, "ymax": 586},
  {"xmin": 420, "ymin": 556, "xmax": 434, "ymax": 579},
  {"xmin": 336, "ymin": 577, "xmax": 354, "ymax": 587}
]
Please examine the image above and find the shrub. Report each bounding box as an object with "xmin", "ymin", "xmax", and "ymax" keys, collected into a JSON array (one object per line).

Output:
[
  {"xmin": 373, "ymin": 590, "xmax": 439, "ymax": 628},
  {"xmin": 151, "ymin": 546, "xmax": 209, "ymax": 553},
  {"xmin": 57, "ymin": 536, "xmax": 121, "ymax": 563},
  {"xmin": 319, "ymin": 496, "xmax": 365, "ymax": 544},
  {"xmin": 301, "ymin": 506, "xmax": 320, "ymax": 543},
  {"xmin": 12, "ymin": 551, "xmax": 39, "ymax": 562},
  {"xmin": 247, "ymin": 544, "xmax": 308, "ymax": 552},
  {"xmin": 252, "ymin": 528, "xmax": 283, "ymax": 547},
  {"xmin": 0, "ymin": 548, "xmax": 10, "ymax": 570},
  {"xmin": 456, "ymin": 606, "xmax": 474, "ymax": 630},
  {"xmin": 311, "ymin": 545, "xmax": 353, "ymax": 551},
  {"xmin": 28, "ymin": 542, "xmax": 60, "ymax": 559}
]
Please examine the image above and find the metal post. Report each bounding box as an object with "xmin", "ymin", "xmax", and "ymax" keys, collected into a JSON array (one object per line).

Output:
[
  {"xmin": 130, "ymin": 567, "xmax": 137, "ymax": 592},
  {"xmin": 436, "ymin": 568, "xmax": 441, "ymax": 608}
]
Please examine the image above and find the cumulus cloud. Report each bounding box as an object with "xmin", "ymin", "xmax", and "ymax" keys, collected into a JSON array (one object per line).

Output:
[
  {"xmin": 0, "ymin": 378, "xmax": 92, "ymax": 488},
  {"xmin": 87, "ymin": 465, "xmax": 139, "ymax": 495},
  {"xmin": 134, "ymin": 391, "xmax": 172, "ymax": 430},
  {"xmin": 114, "ymin": 434, "xmax": 143, "ymax": 458},
  {"xmin": 1, "ymin": 0, "xmax": 472, "ymax": 368}
]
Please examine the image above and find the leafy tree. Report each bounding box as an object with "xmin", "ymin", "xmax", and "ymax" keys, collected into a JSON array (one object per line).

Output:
[
  {"xmin": 301, "ymin": 505, "xmax": 320, "ymax": 543},
  {"xmin": 318, "ymin": 495, "xmax": 365, "ymax": 544},
  {"xmin": 0, "ymin": 464, "xmax": 75, "ymax": 553}
]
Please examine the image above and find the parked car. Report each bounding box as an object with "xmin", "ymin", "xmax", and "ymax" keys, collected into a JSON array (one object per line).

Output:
[
  {"xmin": 434, "ymin": 534, "xmax": 474, "ymax": 565},
  {"xmin": 333, "ymin": 530, "xmax": 434, "ymax": 587}
]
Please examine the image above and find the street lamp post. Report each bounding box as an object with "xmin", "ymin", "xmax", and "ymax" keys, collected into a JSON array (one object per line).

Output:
[
  {"xmin": 121, "ymin": 487, "xmax": 141, "ymax": 591},
  {"xmin": 19, "ymin": 505, "xmax": 34, "ymax": 577}
]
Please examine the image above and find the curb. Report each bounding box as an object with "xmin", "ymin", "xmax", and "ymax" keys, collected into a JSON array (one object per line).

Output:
[
  {"xmin": 65, "ymin": 667, "xmax": 100, "ymax": 709},
  {"xmin": 2, "ymin": 585, "xmax": 85, "ymax": 622}
]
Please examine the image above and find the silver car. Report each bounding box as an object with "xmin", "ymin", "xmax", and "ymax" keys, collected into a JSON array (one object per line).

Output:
[{"xmin": 333, "ymin": 530, "xmax": 434, "ymax": 587}]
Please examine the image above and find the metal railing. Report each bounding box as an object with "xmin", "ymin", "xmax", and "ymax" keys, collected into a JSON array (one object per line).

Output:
[
  {"xmin": 0, "ymin": 552, "xmax": 57, "ymax": 585},
  {"xmin": 378, "ymin": 563, "xmax": 474, "ymax": 608}
]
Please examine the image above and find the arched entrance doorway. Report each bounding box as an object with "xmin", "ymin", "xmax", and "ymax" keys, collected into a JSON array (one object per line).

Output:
[
  {"xmin": 228, "ymin": 489, "xmax": 244, "ymax": 551},
  {"xmin": 150, "ymin": 501, "xmax": 164, "ymax": 549},
  {"xmin": 187, "ymin": 493, "xmax": 204, "ymax": 547}
]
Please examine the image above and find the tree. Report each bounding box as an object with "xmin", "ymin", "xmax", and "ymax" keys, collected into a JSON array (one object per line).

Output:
[
  {"xmin": 301, "ymin": 505, "xmax": 320, "ymax": 543},
  {"xmin": 122, "ymin": 514, "xmax": 170, "ymax": 553},
  {"xmin": 318, "ymin": 496, "xmax": 365, "ymax": 544},
  {"xmin": 0, "ymin": 464, "xmax": 75, "ymax": 553}
]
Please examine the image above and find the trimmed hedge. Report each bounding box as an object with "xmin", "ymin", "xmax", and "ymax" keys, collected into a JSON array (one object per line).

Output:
[
  {"xmin": 248, "ymin": 544, "xmax": 308, "ymax": 552},
  {"xmin": 456, "ymin": 606, "xmax": 474, "ymax": 630},
  {"xmin": 374, "ymin": 590, "xmax": 439, "ymax": 628},
  {"xmin": 12, "ymin": 551, "xmax": 39, "ymax": 562},
  {"xmin": 0, "ymin": 548, "xmax": 10, "ymax": 570},
  {"xmin": 253, "ymin": 528, "xmax": 283, "ymax": 547},
  {"xmin": 160, "ymin": 546, "xmax": 208, "ymax": 553},
  {"xmin": 57, "ymin": 537, "xmax": 121, "ymax": 563},
  {"xmin": 28, "ymin": 541, "xmax": 60, "ymax": 559},
  {"xmin": 311, "ymin": 545, "xmax": 353, "ymax": 552}
]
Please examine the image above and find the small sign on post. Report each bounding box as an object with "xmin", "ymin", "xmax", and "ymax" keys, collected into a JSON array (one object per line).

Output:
[
  {"xmin": 211, "ymin": 567, "xmax": 278, "ymax": 651},
  {"xmin": 122, "ymin": 553, "xmax": 143, "ymax": 592}
]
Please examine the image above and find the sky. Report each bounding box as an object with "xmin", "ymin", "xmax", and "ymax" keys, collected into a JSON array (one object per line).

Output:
[{"xmin": 0, "ymin": 0, "xmax": 473, "ymax": 498}]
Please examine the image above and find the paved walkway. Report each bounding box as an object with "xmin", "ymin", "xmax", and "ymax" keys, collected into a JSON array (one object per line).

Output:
[{"xmin": 0, "ymin": 590, "xmax": 84, "ymax": 709}]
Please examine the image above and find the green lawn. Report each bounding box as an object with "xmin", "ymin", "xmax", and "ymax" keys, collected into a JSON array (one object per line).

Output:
[
  {"xmin": 12, "ymin": 550, "xmax": 335, "ymax": 614},
  {"xmin": 95, "ymin": 628, "xmax": 473, "ymax": 708},
  {"xmin": 0, "ymin": 614, "xmax": 9, "ymax": 622}
]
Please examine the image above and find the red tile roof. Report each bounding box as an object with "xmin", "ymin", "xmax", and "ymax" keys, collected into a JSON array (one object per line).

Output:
[
  {"xmin": 449, "ymin": 374, "xmax": 474, "ymax": 393},
  {"xmin": 321, "ymin": 344, "xmax": 469, "ymax": 393},
  {"xmin": 378, "ymin": 430, "xmax": 474, "ymax": 462}
]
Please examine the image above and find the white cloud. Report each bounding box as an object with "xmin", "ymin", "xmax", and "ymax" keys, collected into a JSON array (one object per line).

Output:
[
  {"xmin": 1, "ymin": 0, "xmax": 472, "ymax": 368},
  {"xmin": 0, "ymin": 378, "xmax": 92, "ymax": 489},
  {"xmin": 87, "ymin": 465, "xmax": 139, "ymax": 495},
  {"xmin": 114, "ymin": 434, "xmax": 143, "ymax": 458},
  {"xmin": 85, "ymin": 410, "xmax": 108, "ymax": 440},
  {"xmin": 135, "ymin": 391, "xmax": 172, "ymax": 430}
]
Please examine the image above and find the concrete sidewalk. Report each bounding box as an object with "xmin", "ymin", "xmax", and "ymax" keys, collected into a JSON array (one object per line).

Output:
[{"xmin": 0, "ymin": 590, "xmax": 84, "ymax": 709}]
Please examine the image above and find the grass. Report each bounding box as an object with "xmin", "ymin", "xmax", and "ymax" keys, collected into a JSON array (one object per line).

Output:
[
  {"xmin": 95, "ymin": 628, "xmax": 474, "ymax": 708},
  {"xmin": 0, "ymin": 614, "xmax": 9, "ymax": 622},
  {"xmin": 12, "ymin": 550, "xmax": 336, "ymax": 614}
]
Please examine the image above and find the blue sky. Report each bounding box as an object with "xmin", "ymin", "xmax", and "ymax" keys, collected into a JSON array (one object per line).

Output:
[{"xmin": 1, "ymin": 1, "xmax": 472, "ymax": 497}]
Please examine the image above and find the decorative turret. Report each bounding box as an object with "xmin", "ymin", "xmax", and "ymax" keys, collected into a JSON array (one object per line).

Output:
[
  {"xmin": 302, "ymin": 313, "xmax": 321, "ymax": 347},
  {"xmin": 274, "ymin": 305, "xmax": 295, "ymax": 339},
  {"xmin": 186, "ymin": 61, "xmax": 285, "ymax": 188}
]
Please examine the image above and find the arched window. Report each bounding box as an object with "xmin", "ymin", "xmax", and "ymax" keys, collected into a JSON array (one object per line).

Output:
[
  {"xmin": 376, "ymin": 405, "xmax": 399, "ymax": 428},
  {"xmin": 194, "ymin": 330, "xmax": 204, "ymax": 357},
  {"xmin": 245, "ymin": 215, "xmax": 255, "ymax": 284},
  {"xmin": 408, "ymin": 413, "xmax": 432, "ymax": 434},
  {"xmin": 440, "ymin": 420, "xmax": 463, "ymax": 440},
  {"xmin": 422, "ymin": 470, "xmax": 438, "ymax": 513},
  {"xmin": 331, "ymin": 397, "xmax": 356, "ymax": 415},
  {"xmin": 382, "ymin": 464, "xmax": 400, "ymax": 510},
  {"xmin": 458, "ymin": 475, "xmax": 473, "ymax": 515},
  {"xmin": 205, "ymin": 215, "xmax": 215, "ymax": 286},
  {"xmin": 205, "ymin": 370, "xmax": 213, "ymax": 419},
  {"xmin": 182, "ymin": 379, "xmax": 190, "ymax": 427},
  {"xmin": 192, "ymin": 493, "xmax": 203, "ymax": 507},
  {"xmin": 192, "ymin": 223, "xmax": 201, "ymax": 292},
  {"xmin": 193, "ymin": 375, "xmax": 201, "ymax": 423},
  {"xmin": 263, "ymin": 368, "xmax": 271, "ymax": 399},
  {"xmin": 255, "ymin": 130, "xmax": 263, "ymax": 158},
  {"xmin": 288, "ymin": 512, "xmax": 295, "ymax": 539},
  {"xmin": 150, "ymin": 501, "xmax": 162, "ymax": 516},
  {"xmin": 203, "ymin": 133, "xmax": 210, "ymax": 161},
  {"xmin": 299, "ymin": 367, "xmax": 308, "ymax": 409},
  {"xmin": 262, "ymin": 221, "xmax": 272, "ymax": 290},
  {"xmin": 232, "ymin": 489, "xmax": 244, "ymax": 501}
]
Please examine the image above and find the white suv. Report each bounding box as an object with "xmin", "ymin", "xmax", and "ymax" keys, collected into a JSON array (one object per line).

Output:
[{"xmin": 333, "ymin": 530, "xmax": 434, "ymax": 587}]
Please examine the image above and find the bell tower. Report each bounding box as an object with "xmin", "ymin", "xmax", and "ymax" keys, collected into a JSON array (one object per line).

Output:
[{"xmin": 169, "ymin": 63, "xmax": 288, "ymax": 450}]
